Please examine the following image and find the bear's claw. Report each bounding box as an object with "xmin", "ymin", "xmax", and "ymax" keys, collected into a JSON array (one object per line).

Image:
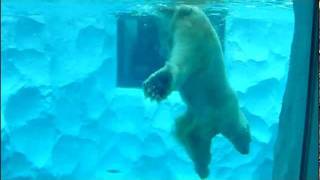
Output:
[{"xmin": 143, "ymin": 69, "xmax": 172, "ymax": 102}]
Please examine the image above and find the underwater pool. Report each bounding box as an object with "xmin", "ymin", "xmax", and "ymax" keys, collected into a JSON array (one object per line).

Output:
[{"xmin": 1, "ymin": 0, "xmax": 317, "ymax": 180}]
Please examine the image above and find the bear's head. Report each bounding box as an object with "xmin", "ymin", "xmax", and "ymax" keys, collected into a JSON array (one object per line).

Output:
[{"xmin": 155, "ymin": 5, "xmax": 212, "ymax": 37}]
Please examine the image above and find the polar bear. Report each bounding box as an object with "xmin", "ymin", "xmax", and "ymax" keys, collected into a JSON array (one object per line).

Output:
[{"xmin": 143, "ymin": 5, "xmax": 251, "ymax": 179}]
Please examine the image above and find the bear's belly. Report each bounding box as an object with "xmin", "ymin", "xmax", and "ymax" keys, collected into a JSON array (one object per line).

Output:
[
  {"xmin": 179, "ymin": 71, "xmax": 232, "ymax": 109},
  {"xmin": 179, "ymin": 70, "xmax": 238, "ymax": 131}
]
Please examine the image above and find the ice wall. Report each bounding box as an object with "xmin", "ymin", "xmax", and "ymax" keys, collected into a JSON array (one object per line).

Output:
[{"xmin": 1, "ymin": 2, "xmax": 294, "ymax": 180}]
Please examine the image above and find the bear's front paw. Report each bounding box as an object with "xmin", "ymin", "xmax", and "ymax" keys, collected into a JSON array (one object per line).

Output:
[{"xmin": 143, "ymin": 69, "xmax": 172, "ymax": 102}]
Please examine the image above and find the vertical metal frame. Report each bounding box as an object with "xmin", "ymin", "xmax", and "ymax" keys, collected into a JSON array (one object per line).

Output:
[
  {"xmin": 299, "ymin": 0, "xmax": 319, "ymax": 179},
  {"xmin": 272, "ymin": 0, "xmax": 318, "ymax": 179}
]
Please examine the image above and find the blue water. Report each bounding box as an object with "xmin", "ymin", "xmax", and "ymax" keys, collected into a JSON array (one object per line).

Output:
[{"xmin": 1, "ymin": 1, "xmax": 294, "ymax": 180}]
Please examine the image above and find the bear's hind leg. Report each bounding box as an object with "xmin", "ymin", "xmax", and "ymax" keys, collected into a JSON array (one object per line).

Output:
[
  {"xmin": 188, "ymin": 129, "xmax": 212, "ymax": 179},
  {"xmin": 222, "ymin": 113, "xmax": 251, "ymax": 154},
  {"xmin": 174, "ymin": 112, "xmax": 194, "ymax": 147},
  {"xmin": 174, "ymin": 114, "xmax": 212, "ymax": 179}
]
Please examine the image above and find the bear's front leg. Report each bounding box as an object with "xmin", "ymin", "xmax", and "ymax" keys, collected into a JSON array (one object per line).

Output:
[{"xmin": 143, "ymin": 67, "xmax": 173, "ymax": 102}]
